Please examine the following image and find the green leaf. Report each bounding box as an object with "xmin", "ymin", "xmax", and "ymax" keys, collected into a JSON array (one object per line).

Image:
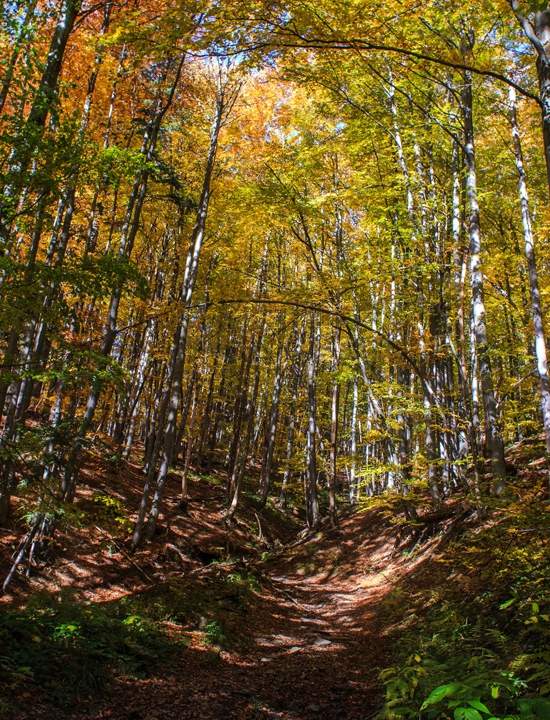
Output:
[
  {"xmin": 454, "ymin": 708, "xmax": 483, "ymax": 720},
  {"xmin": 467, "ymin": 700, "xmax": 492, "ymax": 715},
  {"xmin": 499, "ymin": 598, "xmax": 517, "ymax": 610},
  {"xmin": 421, "ymin": 683, "xmax": 463, "ymax": 709}
]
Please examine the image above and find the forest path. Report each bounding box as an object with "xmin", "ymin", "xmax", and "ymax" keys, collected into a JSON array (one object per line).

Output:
[
  {"xmin": 75, "ymin": 510, "xmax": 405, "ymax": 720},
  {"xmin": 2, "ymin": 461, "xmax": 421, "ymax": 720}
]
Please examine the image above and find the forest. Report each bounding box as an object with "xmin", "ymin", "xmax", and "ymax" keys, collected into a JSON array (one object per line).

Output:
[{"xmin": 0, "ymin": 1, "xmax": 549, "ymax": 718}]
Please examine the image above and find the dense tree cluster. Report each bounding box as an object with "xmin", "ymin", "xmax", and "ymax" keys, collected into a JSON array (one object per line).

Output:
[{"xmin": 1, "ymin": 0, "xmax": 550, "ymax": 589}]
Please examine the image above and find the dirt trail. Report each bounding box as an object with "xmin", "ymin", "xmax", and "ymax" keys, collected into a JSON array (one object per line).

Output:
[
  {"xmin": 68, "ymin": 512, "xmax": 409, "ymax": 720},
  {"xmin": 2, "ymin": 460, "xmax": 427, "ymax": 720}
]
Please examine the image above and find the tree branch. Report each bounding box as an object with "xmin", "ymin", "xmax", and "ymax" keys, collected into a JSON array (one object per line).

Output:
[
  {"xmin": 217, "ymin": 26, "xmax": 542, "ymax": 106},
  {"xmin": 507, "ymin": 0, "xmax": 548, "ymax": 61}
]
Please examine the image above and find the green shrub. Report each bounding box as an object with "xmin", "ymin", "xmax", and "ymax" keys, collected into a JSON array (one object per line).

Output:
[
  {"xmin": 203, "ymin": 619, "xmax": 226, "ymax": 647},
  {"xmin": 226, "ymin": 570, "xmax": 261, "ymax": 593},
  {"xmin": 378, "ymin": 494, "xmax": 549, "ymax": 719},
  {"xmin": 91, "ymin": 492, "xmax": 132, "ymax": 534},
  {"xmin": 0, "ymin": 591, "xmax": 178, "ymax": 708}
]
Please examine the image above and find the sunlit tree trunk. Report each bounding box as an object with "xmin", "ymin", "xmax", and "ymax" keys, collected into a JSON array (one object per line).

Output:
[
  {"xmin": 349, "ymin": 375, "xmax": 359, "ymax": 503},
  {"xmin": 461, "ymin": 69, "xmax": 506, "ymax": 492},
  {"xmin": 279, "ymin": 322, "xmax": 305, "ymax": 508},
  {"xmin": 260, "ymin": 326, "xmax": 284, "ymax": 505},
  {"xmin": 197, "ymin": 328, "xmax": 223, "ymax": 463},
  {"xmin": 1, "ymin": 0, "xmax": 81, "ymax": 245},
  {"xmin": 509, "ymin": 87, "xmax": 550, "ymax": 458},
  {"xmin": 226, "ymin": 316, "xmax": 265, "ymax": 520},
  {"xmin": 305, "ymin": 314, "xmax": 320, "ymax": 530},
  {"xmin": 508, "ymin": 4, "xmax": 550, "ymax": 196},
  {"xmin": 133, "ymin": 79, "xmax": 229, "ymax": 545},
  {"xmin": 328, "ymin": 325, "xmax": 340, "ymax": 525},
  {"xmin": 62, "ymin": 54, "xmax": 186, "ymax": 501}
]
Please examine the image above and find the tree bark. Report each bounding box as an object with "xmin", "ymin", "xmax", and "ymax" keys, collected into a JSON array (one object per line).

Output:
[
  {"xmin": 305, "ymin": 314, "xmax": 320, "ymax": 530},
  {"xmin": 509, "ymin": 87, "xmax": 550, "ymax": 457},
  {"xmin": 461, "ymin": 69, "xmax": 507, "ymax": 492},
  {"xmin": 260, "ymin": 325, "xmax": 284, "ymax": 505},
  {"xmin": 508, "ymin": 4, "xmax": 550, "ymax": 196},
  {"xmin": 133, "ymin": 75, "xmax": 232, "ymax": 546}
]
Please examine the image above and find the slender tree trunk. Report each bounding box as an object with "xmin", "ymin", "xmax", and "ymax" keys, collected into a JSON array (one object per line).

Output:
[
  {"xmin": 260, "ymin": 326, "xmax": 284, "ymax": 505},
  {"xmin": 509, "ymin": 87, "xmax": 550, "ymax": 457},
  {"xmin": 226, "ymin": 320, "xmax": 251, "ymax": 482},
  {"xmin": 279, "ymin": 322, "xmax": 305, "ymax": 508},
  {"xmin": 328, "ymin": 325, "xmax": 340, "ymax": 526},
  {"xmin": 349, "ymin": 375, "xmax": 359, "ymax": 503},
  {"xmin": 305, "ymin": 314, "xmax": 320, "ymax": 530},
  {"xmin": 1, "ymin": 0, "xmax": 81, "ymax": 243},
  {"xmin": 133, "ymin": 79, "xmax": 230, "ymax": 546},
  {"xmin": 0, "ymin": 0, "xmax": 39, "ymax": 114},
  {"xmin": 507, "ymin": 5, "xmax": 550, "ymax": 195},
  {"xmin": 197, "ymin": 329, "xmax": 223, "ymax": 462},
  {"xmin": 61, "ymin": 54, "xmax": 186, "ymax": 500},
  {"xmin": 226, "ymin": 317, "xmax": 265, "ymax": 520},
  {"xmin": 461, "ymin": 70, "xmax": 507, "ymax": 492}
]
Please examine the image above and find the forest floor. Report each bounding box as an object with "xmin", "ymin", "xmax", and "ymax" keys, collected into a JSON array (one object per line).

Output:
[{"xmin": 1, "ymin": 440, "xmax": 548, "ymax": 719}]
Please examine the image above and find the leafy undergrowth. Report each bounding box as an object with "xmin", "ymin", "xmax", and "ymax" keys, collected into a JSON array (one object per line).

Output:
[
  {"xmin": 0, "ymin": 441, "xmax": 298, "ymax": 603},
  {"xmin": 0, "ymin": 567, "xmax": 264, "ymax": 714},
  {"xmin": 0, "ymin": 590, "xmax": 182, "ymax": 712},
  {"xmin": 378, "ymin": 470, "xmax": 550, "ymax": 720}
]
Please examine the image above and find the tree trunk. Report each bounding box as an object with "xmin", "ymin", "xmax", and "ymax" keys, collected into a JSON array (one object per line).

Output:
[
  {"xmin": 305, "ymin": 314, "xmax": 320, "ymax": 530},
  {"xmin": 328, "ymin": 326, "xmax": 340, "ymax": 526},
  {"xmin": 1, "ymin": 0, "xmax": 81, "ymax": 243},
  {"xmin": 0, "ymin": 0, "xmax": 39, "ymax": 114},
  {"xmin": 260, "ymin": 326, "xmax": 284, "ymax": 505},
  {"xmin": 461, "ymin": 70, "xmax": 507, "ymax": 492},
  {"xmin": 279, "ymin": 322, "xmax": 305, "ymax": 508},
  {"xmin": 133, "ymin": 78, "xmax": 229, "ymax": 546},
  {"xmin": 509, "ymin": 87, "xmax": 550, "ymax": 457}
]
